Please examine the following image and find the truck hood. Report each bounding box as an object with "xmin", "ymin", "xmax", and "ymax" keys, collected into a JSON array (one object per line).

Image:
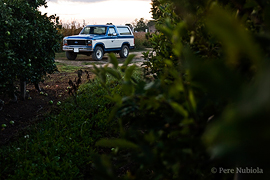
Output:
[{"xmin": 64, "ymin": 34, "xmax": 106, "ymax": 40}]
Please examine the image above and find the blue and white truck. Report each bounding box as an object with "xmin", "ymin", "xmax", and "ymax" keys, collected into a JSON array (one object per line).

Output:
[{"xmin": 63, "ymin": 25, "xmax": 135, "ymax": 61}]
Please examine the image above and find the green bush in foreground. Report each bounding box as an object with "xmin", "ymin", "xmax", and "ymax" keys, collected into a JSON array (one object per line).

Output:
[
  {"xmin": 90, "ymin": 0, "xmax": 270, "ymax": 180},
  {"xmin": 93, "ymin": 52, "xmax": 216, "ymax": 180}
]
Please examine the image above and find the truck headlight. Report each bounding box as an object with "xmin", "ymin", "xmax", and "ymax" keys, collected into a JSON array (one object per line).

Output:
[
  {"xmin": 86, "ymin": 40, "xmax": 92, "ymax": 46},
  {"xmin": 63, "ymin": 39, "xmax": 68, "ymax": 46}
]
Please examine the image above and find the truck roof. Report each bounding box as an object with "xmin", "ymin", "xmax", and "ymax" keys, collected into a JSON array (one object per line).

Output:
[{"xmin": 85, "ymin": 25, "xmax": 129, "ymax": 27}]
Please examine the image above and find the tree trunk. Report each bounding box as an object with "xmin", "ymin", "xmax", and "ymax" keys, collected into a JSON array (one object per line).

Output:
[
  {"xmin": 34, "ymin": 83, "xmax": 41, "ymax": 92},
  {"xmin": 20, "ymin": 80, "xmax": 26, "ymax": 100}
]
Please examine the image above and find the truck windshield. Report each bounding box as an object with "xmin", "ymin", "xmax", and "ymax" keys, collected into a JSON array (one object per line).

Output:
[{"xmin": 80, "ymin": 26, "xmax": 107, "ymax": 35}]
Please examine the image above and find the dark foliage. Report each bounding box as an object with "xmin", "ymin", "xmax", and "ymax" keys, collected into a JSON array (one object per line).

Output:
[{"xmin": 92, "ymin": 0, "xmax": 270, "ymax": 179}]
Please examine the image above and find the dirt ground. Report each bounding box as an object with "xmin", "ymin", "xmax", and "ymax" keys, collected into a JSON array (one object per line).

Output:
[{"xmin": 0, "ymin": 51, "xmax": 147, "ymax": 146}]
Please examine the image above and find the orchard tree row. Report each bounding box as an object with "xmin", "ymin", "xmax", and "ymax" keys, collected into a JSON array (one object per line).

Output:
[{"xmin": 0, "ymin": 0, "xmax": 62, "ymax": 100}]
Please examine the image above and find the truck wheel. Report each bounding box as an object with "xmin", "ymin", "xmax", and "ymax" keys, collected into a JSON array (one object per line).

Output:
[
  {"xmin": 119, "ymin": 45, "xmax": 129, "ymax": 58},
  {"xmin": 66, "ymin": 51, "xmax": 77, "ymax": 60},
  {"xmin": 92, "ymin": 46, "xmax": 104, "ymax": 61}
]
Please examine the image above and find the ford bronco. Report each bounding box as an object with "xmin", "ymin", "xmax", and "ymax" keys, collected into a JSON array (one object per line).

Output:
[{"xmin": 63, "ymin": 25, "xmax": 135, "ymax": 61}]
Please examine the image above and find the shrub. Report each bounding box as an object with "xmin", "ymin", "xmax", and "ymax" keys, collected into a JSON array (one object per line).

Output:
[{"xmin": 92, "ymin": 54, "xmax": 216, "ymax": 180}]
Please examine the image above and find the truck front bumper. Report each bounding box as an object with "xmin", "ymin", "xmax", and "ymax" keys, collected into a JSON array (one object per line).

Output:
[{"xmin": 63, "ymin": 45, "xmax": 93, "ymax": 53}]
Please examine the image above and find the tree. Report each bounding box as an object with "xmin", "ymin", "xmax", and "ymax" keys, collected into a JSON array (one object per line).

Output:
[
  {"xmin": 132, "ymin": 18, "xmax": 148, "ymax": 32},
  {"xmin": 0, "ymin": 0, "xmax": 62, "ymax": 100},
  {"xmin": 150, "ymin": 0, "xmax": 163, "ymax": 20}
]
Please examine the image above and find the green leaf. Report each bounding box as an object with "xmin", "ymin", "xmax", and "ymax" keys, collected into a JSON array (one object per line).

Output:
[
  {"xmin": 124, "ymin": 65, "xmax": 136, "ymax": 81},
  {"xmin": 144, "ymin": 81, "xmax": 155, "ymax": 91},
  {"xmin": 105, "ymin": 94, "xmax": 122, "ymax": 104},
  {"xmin": 206, "ymin": 4, "xmax": 262, "ymax": 67},
  {"xmin": 122, "ymin": 80, "xmax": 134, "ymax": 96},
  {"xmin": 170, "ymin": 102, "xmax": 188, "ymax": 118},
  {"xmin": 188, "ymin": 89, "xmax": 196, "ymax": 111},
  {"xmin": 92, "ymin": 64, "xmax": 100, "ymax": 75},
  {"xmin": 96, "ymin": 138, "xmax": 139, "ymax": 149},
  {"xmin": 108, "ymin": 53, "xmax": 118, "ymax": 69},
  {"xmin": 123, "ymin": 54, "xmax": 136, "ymax": 67},
  {"xmin": 144, "ymin": 131, "xmax": 156, "ymax": 144},
  {"xmin": 106, "ymin": 68, "xmax": 121, "ymax": 80},
  {"xmin": 99, "ymin": 70, "xmax": 106, "ymax": 84}
]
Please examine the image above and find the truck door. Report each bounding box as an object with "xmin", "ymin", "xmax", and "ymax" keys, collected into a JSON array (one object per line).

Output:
[{"xmin": 106, "ymin": 27, "xmax": 117, "ymax": 48}]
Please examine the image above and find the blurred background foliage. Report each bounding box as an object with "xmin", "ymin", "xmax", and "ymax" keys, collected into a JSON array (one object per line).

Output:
[{"xmin": 92, "ymin": 0, "xmax": 270, "ymax": 179}]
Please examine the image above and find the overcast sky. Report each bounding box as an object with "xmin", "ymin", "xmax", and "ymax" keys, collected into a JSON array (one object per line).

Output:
[{"xmin": 39, "ymin": 0, "xmax": 153, "ymax": 25}]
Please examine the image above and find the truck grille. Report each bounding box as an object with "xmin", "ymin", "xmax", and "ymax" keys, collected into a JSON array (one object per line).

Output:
[{"xmin": 67, "ymin": 40, "xmax": 86, "ymax": 45}]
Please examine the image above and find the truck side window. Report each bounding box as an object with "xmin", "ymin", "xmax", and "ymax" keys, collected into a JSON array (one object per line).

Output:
[
  {"xmin": 117, "ymin": 27, "xmax": 131, "ymax": 35},
  {"xmin": 108, "ymin": 27, "xmax": 116, "ymax": 36}
]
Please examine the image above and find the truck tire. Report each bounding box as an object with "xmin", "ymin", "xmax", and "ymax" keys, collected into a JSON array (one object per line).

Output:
[
  {"xmin": 119, "ymin": 45, "xmax": 129, "ymax": 58},
  {"xmin": 92, "ymin": 46, "xmax": 104, "ymax": 61},
  {"xmin": 66, "ymin": 51, "xmax": 77, "ymax": 60}
]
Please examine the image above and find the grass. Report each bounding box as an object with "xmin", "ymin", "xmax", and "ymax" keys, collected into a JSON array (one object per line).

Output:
[
  {"xmin": 81, "ymin": 62, "xmax": 105, "ymax": 65},
  {"xmin": 81, "ymin": 62, "xmax": 93, "ymax": 65},
  {"xmin": 55, "ymin": 52, "xmax": 90, "ymax": 60},
  {"xmin": 0, "ymin": 68, "xmax": 144, "ymax": 179},
  {"xmin": 55, "ymin": 62, "xmax": 83, "ymax": 73},
  {"xmin": 55, "ymin": 51, "xmax": 67, "ymax": 59}
]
